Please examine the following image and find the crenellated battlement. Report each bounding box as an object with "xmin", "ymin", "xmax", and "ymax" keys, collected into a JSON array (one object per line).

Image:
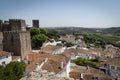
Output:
[
  {"xmin": 3, "ymin": 31, "xmax": 31, "ymax": 59},
  {"xmin": 0, "ymin": 19, "xmax": 26, "ymax": 31},
  {"xmin": 2, "ymin": 19, "xmax": 31, "ymax": 60}
]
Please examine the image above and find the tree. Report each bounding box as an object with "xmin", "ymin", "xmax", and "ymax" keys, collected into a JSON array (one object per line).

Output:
[
  {"xmin": 32, "ymin": 34, "xmax": 47, "ymax": 47},
  {"xmin": 47, "ymin": 29, "xmax": 60, "ymax": 40},
  {"xmin": 30, "ymin": 27, "xmax": 60, "ymax": 48},
  {"xmin": 0, "ymin": 62, "xmax": 26, "ymax": 80},
  {"xmin": 30, "ymin": 27, "xmax": 40, "ymax": 37},
  {"xmin": 39, "ymin": 28, "xmax": 48, "ymax": 36}
]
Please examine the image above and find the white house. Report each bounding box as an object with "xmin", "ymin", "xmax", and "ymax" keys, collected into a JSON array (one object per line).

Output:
[
  {"xmin": 56, "ymin": 59, "xmax": 71, "ymax": 78},
  {"xmin": 52, "ymin": 47, "xmax": 66, "ymax": 54},
  {"xmin": 0, "ymin": 51, "xmax": 12, "ymax": 65},
  {"xmin": 42, "ymin": 40, "xmax": 62, "ymax": 48}
]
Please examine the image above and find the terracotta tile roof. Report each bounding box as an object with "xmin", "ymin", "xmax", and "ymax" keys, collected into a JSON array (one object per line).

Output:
[
  {"xmin": 62, "ymin": 48, "xmax": 78, "ymax": 58},
  {"xmin": 83, "ymin": 74, "xmax": 112, "ymax": 80},
  {"xmin": 40, "ymin": 45, "xmax": 62, "ymax": 54},
  {"xmin": 77, "ymin": 49, "xmax": 89, "ymax": 54},
  {"xmin": 26, "ymin": 52, "xmax": 43, "ymax": 70},
  {"xmin": 0, "ymin": 51, "xmax": 11, "ymax": 57},
  {"xmin": 41, "ymin": 54, "xmax": 69, "ymax": 73},
  {"xmin": 104, "ymin": 52, "xmax": 113, "ymax": 57},
  {"xmin": 89, "ymin": 48, "xmax": 104, "ymax": 53},
  {"xmin": 26, "ymin": 52, "xmax": 69, "ymax": 74},
  {"xmin": 69, "ymin": 67, "xmax": 112, "ymax": 80},
  {"xmin": 107, "ymin": 57, "xmax": 120, "ymax": 66},
  {"xmin": 12, "ymin": 56, "xmax": 20, "ymax": 60},
  {"xmin": 42, "ymin": 60, "xmax": 61, "ymax": 73}
]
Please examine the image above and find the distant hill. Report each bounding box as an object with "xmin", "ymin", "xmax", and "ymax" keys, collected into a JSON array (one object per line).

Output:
[{"xmin": 47, "ymin": 27, "xmax": 120, "ymax": 35}]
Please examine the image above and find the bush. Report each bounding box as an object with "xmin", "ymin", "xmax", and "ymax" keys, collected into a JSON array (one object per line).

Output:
[
  {"xmin": 72, "ymin": 57, "xmax": 99, "ymax": 67},
  {"xmin": 0, "ymin": 62, "xmax": 26, "ymax": 80},
  {"xmin": 32, "ymin": 34, "xmax": 47, "ymax": 47}
]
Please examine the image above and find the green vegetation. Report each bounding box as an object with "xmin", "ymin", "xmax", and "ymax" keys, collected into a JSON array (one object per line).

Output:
[
  {"xmin": 52, "ymin": 27, "xmax": 120, "ymax": 35},
  {"xmin": 30, "ymin": 27, "xmax": 60, "ymax": 48},
  {"xmin": 73, "ymin": 32, "xmax": 120, "ymax": 48},
  {"xmin": 64, "ymin": 42, "xmax": 74, "ymax": 47},
  {"xmin": 82, "ymin": 34, "xmax": 107, "ymax": 48},
  {"xmin": 101, "ymin": 35, "xmax": 120, "ymax": 43},
  {"xmin": 60, "ymin": 40, "xmax": 74, "ymax": 47},
  {"xmin": 32, "ymin": 34, "xmax": 47, "ymax": 47},
  {"xmin": 0, "ymin": 62, "xmax": 26, "ymax": 80},
  {"xmin": 72, "ymin": 57, "xmax": 100, "ymax": 67},
  {"xmin": 114, "ymin": 30, "xmax": 120, "ymax": 36},
  {"xmin": 58, "ymin": 54, "xmax": 65, "ymax": 56},
  {"xmin": 101, "ymin": 35, "xmax": 120, "ymax": 47},
  {"xmin": 49, "ymin": 27, "xmax": 120, "ymax": 48}
]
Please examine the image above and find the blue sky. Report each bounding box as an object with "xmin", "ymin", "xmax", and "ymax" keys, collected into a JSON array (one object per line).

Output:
[{"xmin": 0, "ymin": 0, "xmax": 120, "ymax": 28}]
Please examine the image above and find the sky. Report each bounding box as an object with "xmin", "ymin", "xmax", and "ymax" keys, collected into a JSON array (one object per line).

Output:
[{"xmin": 0, "ymin": 0, "xmax": 120, "ymax": 28}]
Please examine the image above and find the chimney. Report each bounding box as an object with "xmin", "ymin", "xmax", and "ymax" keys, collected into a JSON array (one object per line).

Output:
[
  {"xmin": 61, "ymin": 59, "xmax": 64, "ymax": 69},
  {"xmin": 80, "ymin": 73, "xmax": 83, "ymax": 80},
  {"xmin": 44, "ymin": 58, "xmax": 48, "ymax": 63}
]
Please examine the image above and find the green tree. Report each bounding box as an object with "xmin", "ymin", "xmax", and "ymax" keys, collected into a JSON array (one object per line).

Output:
[
  {"xmin": 30, "ymin": 27, "xmax": 40, "ymax": 37},
  {"xmin": 0, "ymin": 62, "xmax": 26, "ymax": 80},
  {"xmin": 47, "ymin": 29, "xmax": 60, "ymax": 40},
  {"xmin": 39, "ymin": 28, "xmax": 48, "ymax": 36},
  {"xmin": 32, "ymin": 34, "xmax": 47, "ymax": 47},
  {"xmin": 72, "ymin": 57, "xmax": 99, "ymax": 67},
  {"xmin": 30, "ymin": 27, "xmax": 60, "ymax": 48}
]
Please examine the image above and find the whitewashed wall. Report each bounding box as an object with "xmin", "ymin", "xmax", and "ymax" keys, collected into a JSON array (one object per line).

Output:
[{"xmin": 0, "ymin": 53, "xmax": 12, "ymax": 65}]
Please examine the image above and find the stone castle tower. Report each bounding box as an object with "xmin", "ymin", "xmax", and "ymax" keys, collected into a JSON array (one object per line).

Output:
[
  {"xmin": 9, "ymin": 19, "xmax": 26, "ymax": 31},
  {"xmin": 3, "ymin": 31, "xmax": 31, "ymax": 59},
  {"xmin": 0, "ymin": 19, "xmax": 26, "ymax": 31},
  {"xmin": 2, "ymin": 19, "xmax": 31, "ymax": 60},
  {"xmin": 32, "ymin": 20, "xmax": 39, "ymax": 28}
]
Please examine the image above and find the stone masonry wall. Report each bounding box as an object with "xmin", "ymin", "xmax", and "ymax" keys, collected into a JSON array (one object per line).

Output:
[
  {"xmin": 3, "ymin": 31, "xmax": 31, "ymax": 59},
  {"xmin": 9, "ymin": 19, "xmax": 26, "ymax": 31},
  {"xmin": 3, "ymin": 31, "xmax": 21, "ymax": 56},
  {"xmin": 20, "ymin": 31, "xmax": 31, "ymax": 59}
]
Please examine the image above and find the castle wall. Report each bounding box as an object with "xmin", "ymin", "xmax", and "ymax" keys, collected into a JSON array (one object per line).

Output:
[
  {"xmin": 3, "ymin": 31, "xmax": 31, "ymax": 59},
  {"xmin": 3, "ymin": 31, "xmax": 21, "ymax": 56},
  {"xmin": 9, "ymin": 19, "xmax": 26, "ymax": 31},
  {"xmin": 19, "ymin": 31, "xmax": 31, "ymax": 59},
  {"xmin": 2, "ymin": 24, "xmax": 10, "ymax": 31},
  {"xmin": 1, "ymin": 19, "xmax": 31, "ymax": 60}
]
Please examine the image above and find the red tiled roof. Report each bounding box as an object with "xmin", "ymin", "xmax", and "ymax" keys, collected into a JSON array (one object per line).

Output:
[
  {"xmin": 0, "ymin": 51, "xmax": 11, "ymax": 57},
  {"xmin": 105, "ymin": 52, "xmax": 113, "ymax": 56},
  {"xmin": 12, "ymin": 56, "xmax": 20, "ymax": 60},
  {"xmin": 40, "ymin": 45, "xmax": 62, "ymax": 53},
  {"xmin": 69, "ymin": 67, "xmax": 112, "ymax": 80},
  {"xmin": 62, "ymin": 48, "xmax": 77, "ymax": 58},
  {"xmin": 26, "ymin": 52, "xmax": 69, "ymax": 74},
  {"xmin": 107, "ymin": 57, "xmax": 120, "ymax": 66}
]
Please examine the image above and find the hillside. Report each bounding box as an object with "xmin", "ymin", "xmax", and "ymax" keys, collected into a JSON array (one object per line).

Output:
[
  {"xmin": 47, "ymin": 27, "xmax": 120, "ymax": 35},
  {"xmin": 47, "ymin": 27, "xmax": 120, "ymax": 48}
]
